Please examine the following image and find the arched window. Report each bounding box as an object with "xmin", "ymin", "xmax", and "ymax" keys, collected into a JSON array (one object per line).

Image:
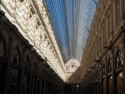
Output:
[
  {"xmin": 11, "ymin": 48, "xmax": 20, "ymax": 66},
  {"xmin": 0, "ymin": 37, "xmax": 5, "ymax": 59},
  {"xmin": 116, "ymin": 50, "xmax": 123, "ymax": 68},
  {"xmin": 115, "ymin": 49, "xmax": 124, "ymax": 94},
  {"xmin": 108, "ymin": 58, "xmax": 112, "ymax": 73},
  {"xmin": 102, "ymin": 61, "xmax": 105, "ymax": 75}
]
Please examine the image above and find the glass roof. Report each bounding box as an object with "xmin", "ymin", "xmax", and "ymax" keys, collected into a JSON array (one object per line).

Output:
[{"xmin": 45, "ymin": 0, "xmax": 98, "ymax": 63}]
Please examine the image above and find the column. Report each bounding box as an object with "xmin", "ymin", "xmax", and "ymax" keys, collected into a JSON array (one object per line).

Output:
[{"xmin": 3, "ymin": 36, "xmax": 13, "ymax": 94}]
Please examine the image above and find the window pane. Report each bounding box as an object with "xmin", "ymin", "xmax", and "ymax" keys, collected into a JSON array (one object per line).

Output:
[{"xmin": 116, "ymin": 50, "xmax": 123, "ymax": 68}]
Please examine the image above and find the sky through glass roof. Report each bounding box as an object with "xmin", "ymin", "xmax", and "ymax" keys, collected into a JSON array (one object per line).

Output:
[{"xmin": 45, "ymin": 0, "xmax": 98, "ymax": 63}]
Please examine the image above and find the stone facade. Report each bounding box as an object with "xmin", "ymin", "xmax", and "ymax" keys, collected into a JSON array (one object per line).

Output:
[
  {"xmin": 0, "ymin": 11, "xmax": 63, "ymax": 94},
  {"xmin": 74, "ymin": 0, "xmax": 125, "ymax": 94}
]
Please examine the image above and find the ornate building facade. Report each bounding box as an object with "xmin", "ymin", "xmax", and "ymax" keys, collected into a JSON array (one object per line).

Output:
[
  {"xmin": 0, "ymin": 0, "xmax": 65, "ymax": 94},
  {"xmin": 0, "ymin": 10, "xmax": 64, "ymax": 94},
  {"xmin": 72, "ymin": 0, "xmax": 125, "ymax": 94},
  {"xmin": 0, "ymin": 0, "xmax": 125, "ymax": 94}
]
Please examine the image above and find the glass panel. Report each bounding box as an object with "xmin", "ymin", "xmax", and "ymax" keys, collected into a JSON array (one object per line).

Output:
[
  {"xmin": 45, "ymin": 0, "xmax": 98, "ymax": 62},
  {"xmin": 116, "ymin": 72, "xmax": 123, "ymax": 94},
  {"xmin": 116, "ymin": 50, "xmax": 123, "ymax": 68},
  {"xmin": 108, "ymin": 58, "xmax": 112, "ymax": 73}
]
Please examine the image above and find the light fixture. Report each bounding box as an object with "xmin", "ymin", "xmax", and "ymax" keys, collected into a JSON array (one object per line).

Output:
[{"xmin": 76, "ymin": 85, "xmax": 79, "ymax": 87}]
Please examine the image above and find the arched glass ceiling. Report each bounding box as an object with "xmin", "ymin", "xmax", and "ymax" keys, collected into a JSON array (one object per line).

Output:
[{"xmin": 45, "ymin": 0, "xmax": 98, "ymax": 63}]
